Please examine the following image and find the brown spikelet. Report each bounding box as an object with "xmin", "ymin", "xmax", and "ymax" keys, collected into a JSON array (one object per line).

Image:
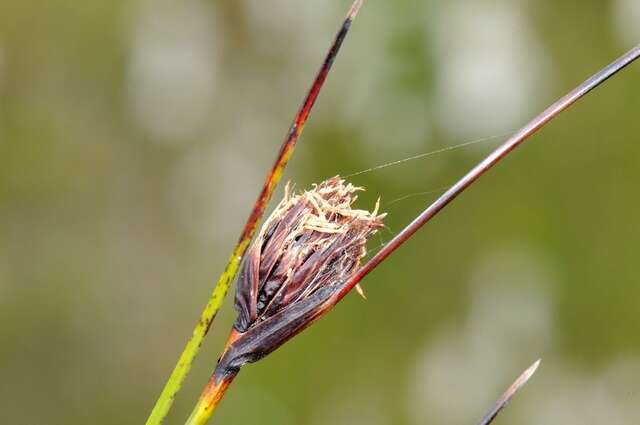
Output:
[
  {"xmin": 235, "ymin": 176, "xmax": 384, "ymax": 332},
  {"xmin": 217, "ymin": 176, "xmax": 384, "ymax": 378}
]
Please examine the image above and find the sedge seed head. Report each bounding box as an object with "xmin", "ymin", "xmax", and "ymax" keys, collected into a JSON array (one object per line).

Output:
[
  {"xmin": 234, "ymin": 176, "xmax": 385, "ymax": 332},
  {"xmin": 217, "ymin": 176, "xmax": 384, "ymax": 377}
]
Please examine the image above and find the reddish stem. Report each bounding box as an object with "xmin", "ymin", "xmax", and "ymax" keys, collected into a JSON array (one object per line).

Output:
[
  {"xmin": 238, "ymin": 0, "xmax": 365, "ymax": 244},
  {"xmin": 337, "ymin": 43, "xmax": 640, "ymax": 301}
]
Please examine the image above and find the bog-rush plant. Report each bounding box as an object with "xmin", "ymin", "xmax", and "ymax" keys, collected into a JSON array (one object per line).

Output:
[
  {"xmin": 145, "ymin": 0, "xmax": 640, "ymax": 423},
  {"xmin": 182, "ymin": 43, "xmax": 640, "ymax": 425},
  {"xmin": 145, "ymin": 2, "xmax": 366, "ymax": 424}
]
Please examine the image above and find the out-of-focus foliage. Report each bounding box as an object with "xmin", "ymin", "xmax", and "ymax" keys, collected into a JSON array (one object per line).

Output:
[{"xmin": 1, "ymin": 0, "xmax": 639, "ymax": 423}]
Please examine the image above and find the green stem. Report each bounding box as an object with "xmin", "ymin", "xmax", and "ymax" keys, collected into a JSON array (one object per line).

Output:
[
  {"xmin": 145, "ymin": 247, "xmax": 246, "ymax": 425},
  {"xmin": 144, "ymin": 2, "xmax": 365, "ymax": 424}
]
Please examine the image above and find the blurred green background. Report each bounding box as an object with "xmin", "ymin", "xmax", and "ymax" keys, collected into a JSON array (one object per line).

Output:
[{"xmin": 1, "ymin": 0, "xmax": 640, "ymax": 423}]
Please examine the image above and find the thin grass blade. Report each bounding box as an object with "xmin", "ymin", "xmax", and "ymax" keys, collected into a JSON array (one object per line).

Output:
[
  {"xmin": 477, "ymin": 359, "xmax": 541, "ymax": 425},
  {"xmin": 335, "ymin": 43, "xmax": 640, "ymax": 301}
]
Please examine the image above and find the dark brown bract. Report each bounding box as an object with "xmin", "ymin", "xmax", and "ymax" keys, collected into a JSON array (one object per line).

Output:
[{"xmin": 216, "ymin": 176, "xmax": 384, "ymax": 378}]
